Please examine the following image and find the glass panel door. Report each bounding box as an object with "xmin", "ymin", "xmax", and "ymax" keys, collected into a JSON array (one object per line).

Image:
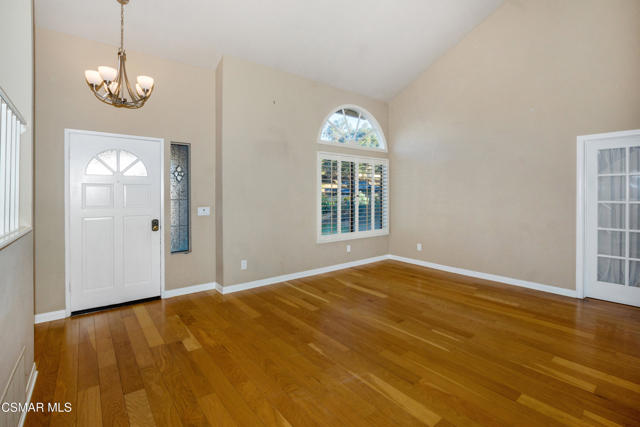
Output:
[{"xmin": 585, "ymin": 134, "xmax": 640, "ymax": 307}]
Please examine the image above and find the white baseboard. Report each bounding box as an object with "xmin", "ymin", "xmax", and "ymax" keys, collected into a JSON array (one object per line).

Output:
[
  {"xmin": 34, "ymin": 310, "xmax": 66, "ymax": 324},
  {"xmin": 35, "ymin": 254, "xmax": 577, "ymax": 321},
  {"xmin": 161, "ymin": 282, "xmax": 217, "ymax": 299},
  {"xmin": 388, "ymin": 255, "xmax": 579, "ymax": 298},
  {"xmin": 18, "ymin": 363, "xmax": 37, "ymax": 427},
  {"xmin": 217, "ymin": 255, "xmax": 390, "ymax": 294}
]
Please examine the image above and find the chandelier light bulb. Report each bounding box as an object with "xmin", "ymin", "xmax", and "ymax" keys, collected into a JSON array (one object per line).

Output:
[
  {"xmin": 137, "ymin": 75, "xmax": 154, "ymax": 90},
  {"xmin": 135, "ymin": 83, "xmax": 145, "ymax": 97},
  {"xmin": 84, "ymin": 70, "xmax": 103, "ymax": 86},
  {"xmin": 98, "ymin": 66, "xmax": 118, "ymax": 82}
]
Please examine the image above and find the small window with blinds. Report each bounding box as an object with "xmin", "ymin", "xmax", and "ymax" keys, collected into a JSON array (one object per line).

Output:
[
  {"xmin": 0, "ymin": 88, "xmax": 26, "ymax": 241},
  {"xmin": 318, "ymin": 152, "xmax": 388, "ymax": 242}
]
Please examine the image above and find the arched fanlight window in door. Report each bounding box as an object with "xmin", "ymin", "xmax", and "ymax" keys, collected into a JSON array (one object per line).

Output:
[{"xmin": 86, "ymin": 149, "xmax": 148, "ymax": 176}]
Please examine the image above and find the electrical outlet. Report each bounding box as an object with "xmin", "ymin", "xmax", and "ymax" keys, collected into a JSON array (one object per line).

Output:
[
  {"xmin": 417, "ymin": 243, "xmax": 423, "ymax": 251},
  {"xmin": 346, "ymin": 244, "xmax": 351, "ymax": 253},
  {"xmin": 197, "ymin": 206, "xmax": 211, "ymax": 216},
  {"xmin": 241, "ymin": 259, "xmax": 247, "ymax": 270}
]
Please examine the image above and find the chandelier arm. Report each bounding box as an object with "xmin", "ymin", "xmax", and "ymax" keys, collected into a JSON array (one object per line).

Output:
[
  {"xmin": 104, "ymin": 80, "xmax": 115, "ymax": 98},
  {"xmin": 85, "ymin": 81, "xmax": 105, "ymax": 92},
  {"xmin": 92, "ymin": 86, "xmax": 144, "ymax": 108},
  {"xmin": 88, "ymin": 85, "xmax": 113, "ymax": 105},
  {"xmin": 121, "ymin": 61, "xmax": 140, "ymax": 103},
  {"xmin": 116, "ymin": 53, "xmax": 126, "ymax": 101}
]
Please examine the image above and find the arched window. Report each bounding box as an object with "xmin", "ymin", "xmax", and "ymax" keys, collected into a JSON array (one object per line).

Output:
[
  {"xmin": 86, "ymin": 149, "xmax": 148, "ymax": 176},
  {"xmin": 318, "ymin": 105, "xmax": 386, "ymax": 151},
  {"xmin": 316, "ymin": 105, "xmax": 389, "ymax": 242}
]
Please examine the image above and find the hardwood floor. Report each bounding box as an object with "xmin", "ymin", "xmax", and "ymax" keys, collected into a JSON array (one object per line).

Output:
[{"xmin": 26, "ymin": 260, "xmax": 640, "ymax": 426}]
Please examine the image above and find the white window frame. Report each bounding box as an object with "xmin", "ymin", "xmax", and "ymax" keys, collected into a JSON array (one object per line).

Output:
[
  {"xmin": 317, "ymin": 152, "xmax": 389, "ymax": 243},
  {"xmin": 0, "ymin": 85, "xmax": 28, "ymax": 249},
  {"xmin": 317, "ymin": 104, "xmax": 388, "ymax": 153}
]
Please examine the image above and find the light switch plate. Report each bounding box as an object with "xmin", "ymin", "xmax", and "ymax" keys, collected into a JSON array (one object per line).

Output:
[
  {"xmin": 197, "ymin": 206, "xmax": 211, "ymax": 216},
  {"xmin": 417, "ymin": 243, "xmax": 423, "ymax": 251}
]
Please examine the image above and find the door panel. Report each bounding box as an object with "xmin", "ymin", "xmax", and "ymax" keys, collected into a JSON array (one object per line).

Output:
[
  {"xmin": 69, "ymin": 131, "xmax": 162, "ymax": 312},
  {"xmin": 82, "ymin": 217, "xmax": 115, "ymax": 291},
  {"xmin": 123, "ymin": 184, "xmax": 151, "ymax": 208},
  {"xmin": 585, "ymin": 133, "xmax": 640, "ymax": 307},
  {"xmin": 123, "ymin": 215, "xmax": 152, "ymax": 286},
  {"xmin": 83, "ymin": 184, "xmax": 113, "ymax": 208}
]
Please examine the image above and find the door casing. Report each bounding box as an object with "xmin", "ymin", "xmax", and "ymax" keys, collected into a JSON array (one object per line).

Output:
[{"xmin": 64, "ymin": 129, "xmax": 165, "ymax": 317}]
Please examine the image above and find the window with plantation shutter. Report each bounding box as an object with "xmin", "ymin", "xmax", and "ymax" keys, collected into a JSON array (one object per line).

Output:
[
  {"xmin": 318, "ymin": 152, "xmax": 388, "ymax": 242},
  {"xmin": 0, "ymin": 87, "xmax": 26, "ymax": 241}
]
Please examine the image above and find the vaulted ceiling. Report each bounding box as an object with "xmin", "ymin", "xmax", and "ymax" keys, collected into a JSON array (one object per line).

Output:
[{"xmin": 35, "ymin": 0, "xmax": 503, "ymax": 100}]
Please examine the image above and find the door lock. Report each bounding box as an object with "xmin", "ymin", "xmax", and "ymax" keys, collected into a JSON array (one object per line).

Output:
[{"xmin": 151, "ymin": 219, "xmax": 159, "ymax": 231}]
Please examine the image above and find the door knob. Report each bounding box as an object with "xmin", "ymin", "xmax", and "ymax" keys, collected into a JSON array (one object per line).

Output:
[{"xmin": 151, "ymin": 219, "xmax": 159, "ymax": 231}]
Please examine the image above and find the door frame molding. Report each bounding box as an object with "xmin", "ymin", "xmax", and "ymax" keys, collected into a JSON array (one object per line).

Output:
[
  {"xmin": 576, "ymin": 129, "xmax": 640, "ymax": 300},
  {"xmin": 64, "ymin": 129, "xmax": 165, "ymax": 317}
]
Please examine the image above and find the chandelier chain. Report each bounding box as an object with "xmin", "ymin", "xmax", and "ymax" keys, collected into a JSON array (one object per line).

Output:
[{"xmin": 120, "ymin": 3, "xmax": 124, "ymax": 51}]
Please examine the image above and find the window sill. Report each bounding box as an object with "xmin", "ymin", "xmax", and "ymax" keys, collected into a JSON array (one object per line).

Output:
[
  {"xmin": 317, "ymin": 229, "xmax": 389, "ymax": 244},
  {"xmin": 317, "ymin": 140, "xmax": 388, "ymax": 153},
  {"xmin": 170, "ymin": 250, "xmax": 192, "ymax": 255},
  {"xmin": 0, "ymin": 226, "xmax": 33, "ymax": 251}
]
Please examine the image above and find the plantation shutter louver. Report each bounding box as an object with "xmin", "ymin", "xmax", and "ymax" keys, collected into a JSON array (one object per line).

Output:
[
  {"xmin": 318, "ymin": 153, "xmax": 388, "ymax": 242},
  {"xmin": 0, "ymin": 90, "xmax": 25, "ymax": 239}
]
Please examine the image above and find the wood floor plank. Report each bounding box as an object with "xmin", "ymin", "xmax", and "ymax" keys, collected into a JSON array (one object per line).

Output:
[
  {"xmin": 149, "ymin": 344, "xmax": 209, "ymax": 426},
  {"xmin": 49, "ymin": 319, "xmax": 79, "ymax": 427},
  {"xmin": 124, "ymin": 389, "xmax": 156, "ymax": 427},
  {"xmin": 552, "ymin": 357, "xmax": 640, "ymax": 393},
  {"xmin": 109, "ymin": 309, "xmax": 146, "ymax": 395},
  {"xmin": 363, "ymin": 373, "xmax": 441, "ymax": 426},
  {"xmin": 133, "ymin": 306, "xmax": 165, "ymax": 347},
  {"xmin": 137, "ymin": 365, "xmax": 184, "ymax": 427},
  {"xmin": 96, "ymin": 327, "xmax": 129, "ymax": 427},
  {"xmin": 77, "ymin": 385, "xmax": 103, "ymax": 427},
  {"xmin": 198, "ymin": 393, "xmax": 238, "ymax": 427},
  {"xmin": 27, "ymin": 260, "xmax": 640, "ymax": 427}
]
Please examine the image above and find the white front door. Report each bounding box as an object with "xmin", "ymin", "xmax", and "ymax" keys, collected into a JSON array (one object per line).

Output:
[
  {"xmin": 68, "ymin": 130, "xmax": 162, "ymax": 312},
  {"xmin": 584, "ymin": 131, "xmax": 640, "ymax": 307}
]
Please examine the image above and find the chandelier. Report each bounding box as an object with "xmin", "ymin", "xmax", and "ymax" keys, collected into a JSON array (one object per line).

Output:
[{"xmin": 84, "ymin": 0, "xmax": 154, "ymax": 109}]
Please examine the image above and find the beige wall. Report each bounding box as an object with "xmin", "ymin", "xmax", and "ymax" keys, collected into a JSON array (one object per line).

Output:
[
  {"xmin": 218, "ymin": 56, "xmax": 389, "ymax": 286},
  {"xmin": 389, "ymin": 0, "xmax": 640, "ymax": 290},
  {"xmin": 34, "ymin": 29, "xmax": 215, "ymax": 314},
  {"xmin": 215, "ymin": 60, "xmax": 224, "ymax": 285},
  {"xmin": 0, "ymin": 0, "xmax": 35, "ymax": 419}
]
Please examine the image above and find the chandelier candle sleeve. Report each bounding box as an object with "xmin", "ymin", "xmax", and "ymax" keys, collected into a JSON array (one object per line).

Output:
[{"xmin": 83, "ymin": 0, "xmax": 155, "ymax": 109}]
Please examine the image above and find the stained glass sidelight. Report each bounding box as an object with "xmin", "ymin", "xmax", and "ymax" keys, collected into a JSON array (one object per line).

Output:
[{"xmin": 170, "ymin": 143, "xmax": 190, "ymax": 253}]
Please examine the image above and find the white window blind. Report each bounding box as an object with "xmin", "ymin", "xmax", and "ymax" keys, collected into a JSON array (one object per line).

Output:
[
  {"xmin": 0, "ymin": 88, "xmax": 25, "ymax": 239},
  {"xmin": 318, "ymin": 152, "xmax": 388, "ymax": 242}
]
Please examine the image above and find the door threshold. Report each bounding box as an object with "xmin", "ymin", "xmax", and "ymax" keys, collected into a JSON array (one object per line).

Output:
[{"xmin": 71, "ymin": 296, "xmax": 160, "ymax": 316}]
